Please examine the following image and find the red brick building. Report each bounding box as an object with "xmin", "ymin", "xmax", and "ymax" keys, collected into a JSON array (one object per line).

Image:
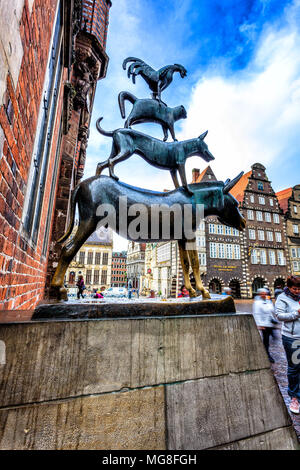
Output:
[
  {"xmin": 111, "ymin": 251, "xmax": 127, "ymax": 287},
  {"xmin": 0, "ymin": 0, "xmax": 111, "ymax": 311}
]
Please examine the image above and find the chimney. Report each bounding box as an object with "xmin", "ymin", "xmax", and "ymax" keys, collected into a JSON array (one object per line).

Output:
[{"xmin": 192, "ymin": 168, "xmax": 200, "ymax": 183}]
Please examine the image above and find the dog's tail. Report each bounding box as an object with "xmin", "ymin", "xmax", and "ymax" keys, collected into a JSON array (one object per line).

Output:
[
  {"xmin": 57, "ymin": 184, "xmax": 80, "ymax": 243},
  {"xmin": 96, "ymin": 117, "xmax": 114, "ymax": 137},
  {"xmin": 118, "ymin": 91, "xmax": 137, "ymax": 119}
]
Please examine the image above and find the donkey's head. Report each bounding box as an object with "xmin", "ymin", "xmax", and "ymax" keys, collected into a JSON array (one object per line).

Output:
[
  {"xmin": 217, "ymin": 172, "xmax": 246, "ymax": 231},
  {"xmin": 197, "ymin": 131, "xmax": 215, "ymax": 162}
]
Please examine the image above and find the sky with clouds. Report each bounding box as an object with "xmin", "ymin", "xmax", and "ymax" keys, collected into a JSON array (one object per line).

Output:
[{"xmin": 85, "ymin": 0, "xmax": 300, "ymax": 249}]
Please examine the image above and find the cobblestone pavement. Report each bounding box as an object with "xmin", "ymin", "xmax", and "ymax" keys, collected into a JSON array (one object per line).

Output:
[{"xmin": 235, "ymin": 299, "xmax": 300, "ymax": 442}]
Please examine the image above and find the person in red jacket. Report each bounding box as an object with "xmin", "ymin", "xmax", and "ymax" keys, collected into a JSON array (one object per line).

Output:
[{"xmin": 178, "ymin": 285, "xmax": 189, "ymax": 298}]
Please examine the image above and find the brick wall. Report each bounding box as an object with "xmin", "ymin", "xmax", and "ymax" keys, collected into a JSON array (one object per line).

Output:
[
  {"xmin": 81, "ymin": 0, "xmax": 111, "ymax": 48},
  {"xmin": 0, "ymin": 0, "xmax": 62, "ymax": 310}
]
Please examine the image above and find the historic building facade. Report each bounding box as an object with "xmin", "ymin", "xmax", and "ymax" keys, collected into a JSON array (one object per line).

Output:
[
  {"xmin": 230, "ymin": 163, "xmax": 290, "ymax": 297},
  {"xmin": 66, "ymin": 227, "xmax": 113, "ymax": 292},
  {"xmin": 0, "ymin": 1, "xmax": 111, "ymax": 310},
  {"xmin": 111, "ymin": 251, "xmax": 127, "ymax": 287},
  {"xmin": 277, "ymin": 185, "xmax": 300, "ymax": 276},
  {"xmin": 193, "ymin": 167, "xmax": 244, "ymax": 297},
  {"xmin": 126, "ymin": 241, "xmax": 146, "ymax": 290},
  {"xmin": 192, "ymin": 163, "xmax": 291, "ymax": 298}
]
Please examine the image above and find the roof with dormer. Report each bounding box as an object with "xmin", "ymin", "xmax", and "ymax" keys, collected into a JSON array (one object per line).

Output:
[
  {"xmin": 194, "ymin": 166, "xmax": 218, "ymax": 183},
  {"xmin": 228, "ymin": 171, "xmax": 252, "ymax": 202},
  {"xmin": 276, "ymin": 187, "xmax": 293, "ymax": 214}
]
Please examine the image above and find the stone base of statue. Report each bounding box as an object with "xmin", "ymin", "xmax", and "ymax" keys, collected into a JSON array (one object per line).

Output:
[
  {"xmin": 0, "ymin": 310, "xmax": 298, "ymax": 450},
  {"xmin": 32, "ymin": 294, "xmax": 235, "ymax": 319}
]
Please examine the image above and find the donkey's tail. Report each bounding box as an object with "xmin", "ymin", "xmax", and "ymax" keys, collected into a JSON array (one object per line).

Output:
[
  {"xmin": 57, "ymin": 185, "xmax": 80, "ymax": 243},
  {"xmin": 118, "ymin": 91, "xmax": 137, "ymax": 119},
  {"xmin": 96, "ymin": 117, "xmax": 114, "ymax": 137}
]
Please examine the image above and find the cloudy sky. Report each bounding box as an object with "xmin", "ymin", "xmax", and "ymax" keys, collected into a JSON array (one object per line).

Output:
[{"xmin": 85, "ymin": 0, "xmax": 300, "ymax": 249}]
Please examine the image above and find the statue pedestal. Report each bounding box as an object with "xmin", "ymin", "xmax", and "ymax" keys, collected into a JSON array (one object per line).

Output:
[
  {"xmin": 0, "ymin": 312, "xmax": 298, "ymax": 449},
  {"xmin": 32, "ymin": 294, "xmax": 235, "ymax": 319}
]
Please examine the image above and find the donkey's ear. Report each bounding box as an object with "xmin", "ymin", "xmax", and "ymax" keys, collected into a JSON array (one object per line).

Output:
[
  {"xmin": 223, "ymin": 172, "xmax": 244, "ymax": 193},
  {"xmin": 199, "ymin": 130, "xmax": 208, "ymax": 140}
]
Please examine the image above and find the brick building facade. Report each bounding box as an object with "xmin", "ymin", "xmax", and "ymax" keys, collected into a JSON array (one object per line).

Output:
[
  {"xmin": 277, "ymin": 185, "xmax": 300, "ymax": 276},
  {"xmin": 194, "ymin": 167, "xmax": 244, "ymax": 297},
  {"xmin": 111, "ymin": 251, "xmax": 127, "ymax": 287},
  {"xmin": 232, "ymin": 163, "xmax": 290, "ymax": 297},
  {"xmin": 192, "ymin": 163, "xmax": 291, "ymax": 298},
  {"xmin": 0, "ymin": 0, "xmax": 111, "ymax": 310}
]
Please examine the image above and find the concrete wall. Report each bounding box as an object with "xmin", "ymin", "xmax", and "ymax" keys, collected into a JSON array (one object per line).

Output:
[{"xmin": 0, "ymin": 314, "xmax": 298, "ymax": 450}]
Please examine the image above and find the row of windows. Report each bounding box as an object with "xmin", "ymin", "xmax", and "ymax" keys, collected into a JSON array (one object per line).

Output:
[
  {"xmin": 68, "ymin": 270, "xmax": 107, "ymax": 285},
  {"xmin": 247, "ymin": 210, "xmax": 280, "ymax": 223},
  {"xmin": 251, "ymin": 249, "xmax": 285, "ymax": 265},
  {"xmin": 76, "ymin": 251, "xmax": 109, "ymax": 265},
  {"xmin": 85, "ymin": 269, "xmax": 107, "ymax": 285},
  {"xmin": 111, "ymin": 277, "xmax": 125, "ymax": 282},
  {"xmin": 291, "ymin": 248, "xmax": 300, "ymax": 258},
  {"xmin": 208, "ymin": 225, "xmax": 240, "ymax": 236},
  {"xmin": 249, "ymin": 195, "xmax": 275, "ymax": 206},
  {"xmin": 209, "ymin": 243, "xmax": 241, "ymax": 259},
  {"xmin": 248, "ymin": 229, "xmax": 282, "ymax": 242},
  {"xmin": 112, "ymin": 270, "xmax": 126, "ymax": 275}
]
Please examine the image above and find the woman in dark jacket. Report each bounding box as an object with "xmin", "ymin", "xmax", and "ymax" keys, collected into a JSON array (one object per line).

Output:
[
  {"xmin": 76, "ymin": 275, "xmax": 85, "ymax": 299},
  {"xmin": 275, "ymin": 276, "xmax": 300, "ymax": 414}
]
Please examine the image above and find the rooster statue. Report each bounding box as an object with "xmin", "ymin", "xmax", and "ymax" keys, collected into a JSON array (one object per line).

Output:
[{"xmin": 122, "ymin": 57, "xmax": 187, "ymax": 101}]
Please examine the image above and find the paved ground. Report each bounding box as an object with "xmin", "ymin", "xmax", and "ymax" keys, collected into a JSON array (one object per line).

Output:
[{"xmin": 236, "ymin": 299, "xmax": 300, "ymax": 442}]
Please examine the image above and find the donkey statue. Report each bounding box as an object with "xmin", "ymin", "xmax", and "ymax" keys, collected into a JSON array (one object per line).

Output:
[{"xmin": 51, "ymin": 173, "xmax": 246, "ymax": 300}]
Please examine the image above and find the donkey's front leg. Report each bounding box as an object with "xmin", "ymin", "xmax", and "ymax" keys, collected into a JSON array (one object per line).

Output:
[
  {"xmin": 178, "ymin": 239, "xmax": 196, "ymax": 298},
  {"xmin": 109, "ymin": 150, "xmax": 131, "ymax": 180},
  {"xmin": 187, "ymin": 243, "xmax": 210, "ymax": 299}
]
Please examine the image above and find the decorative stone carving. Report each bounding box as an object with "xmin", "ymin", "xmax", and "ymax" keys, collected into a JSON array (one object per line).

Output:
[{"xmin": 63, "ymin": 82, "xmax": 76, "ymax": 135}]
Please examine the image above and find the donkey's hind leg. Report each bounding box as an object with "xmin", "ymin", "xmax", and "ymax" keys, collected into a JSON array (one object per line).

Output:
[
  {"xmin": 187, "ymin": 242, "xmax": 210, "ymax": 299},
  {"xmin": 178, "ymin": 239, "xmax": 196, "ymax": 298}
]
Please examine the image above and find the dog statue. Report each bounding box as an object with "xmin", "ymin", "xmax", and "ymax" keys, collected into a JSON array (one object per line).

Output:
[
  {"xmin": 118, "ymin": 91, "xmax": 187, "ymax": 141},
  {"xmin": 95, "ymin": 118, "xmax": 214, "ymax": 193}
]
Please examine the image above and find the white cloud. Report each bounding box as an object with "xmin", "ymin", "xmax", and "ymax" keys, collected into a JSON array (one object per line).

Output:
[{"xmin": 179, "ymin": 4, "xmax": 300, "ymax": 182}]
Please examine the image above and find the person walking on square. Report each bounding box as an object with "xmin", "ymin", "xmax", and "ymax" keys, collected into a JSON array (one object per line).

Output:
[
  {"xmin": 253, "ymin": 288, "xmax": 276, "ymax": 363},
  {"xmin": 178, "ymin": 285, "xmax": 189, "ymax": 298},
  {"xmin": 275, "ymin": 275, "xmax": 300, "ymax": 414},
  {"xmin": 76, "ymin": 275, "xmax": 85, "ymax": 300}
]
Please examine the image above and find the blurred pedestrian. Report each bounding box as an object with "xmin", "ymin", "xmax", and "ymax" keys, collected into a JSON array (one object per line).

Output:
[
  {"xmin": 275, "ymin": 275, "xmax": 300, "ymax": 414},
  {"xmin": 76, "ymin": 275, "xmax": 85, "ymax": 299},
  {"xmin": 222, "ymin": 287, "xmax": 232, "ymax": 296},
  {"xmin": 148, "ymin": 290, "xmax": 156, "ymax": 298},
  {"xmin": 178, "ymin": 285, "xmax": 189, "ymax": 298},
  {"xmin": 253, "ymin": 288, "xmax": 276, "ymax": 363},
  {"xmin": 274, "ymin": 281, "xmax": 285, "ymax": 300}
]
